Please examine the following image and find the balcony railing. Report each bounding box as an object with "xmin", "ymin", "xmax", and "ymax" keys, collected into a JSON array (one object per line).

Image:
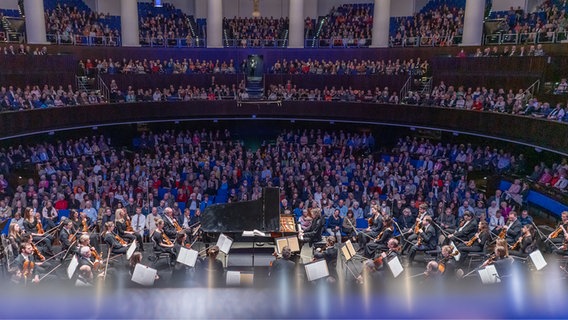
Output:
[
  {"xmin": 305, "ymin": 38, "xmax": 371, "ymax": 48},
  {"xmin": 0, "ymin": 31, "xmax": 24, "ymax": 43},
  {"xmin": 483, "ymin": 31, "xmax": 568, "ymax": 45},
  {"xmin": 46, "ymin": 34, "xmax": 121, "ymax": 46},
  {"xmin": 140, "ymin": 37, "xmax": 207, "ymax": 48},
  {"xmin": 222, "ymin": 38, "xmax": 288, "ymax": 48},
  {"xmin": 389, "ymin": 35, "xmax": 463, "ymax": 47}
]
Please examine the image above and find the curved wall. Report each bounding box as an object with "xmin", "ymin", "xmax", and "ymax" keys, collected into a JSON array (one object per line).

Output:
[{"xmin": 1, "ymin": 101, "xmax": 565, "ymax": 155}]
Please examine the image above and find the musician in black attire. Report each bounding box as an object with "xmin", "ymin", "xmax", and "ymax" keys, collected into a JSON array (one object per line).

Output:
[
  {"xmin": 457, "ymin": 221, "xmax": 490, "ymax": 261},
  {"xmin": 403, "ymin": 204, "xmax": 430, "ymax": 253},
  {"xmin": 59, "ymin": 219, "xmax": 77, "ymax": 254},
  {"xmin": 103, "ymin": 221, "xmax": 129, "ymax": 255},
  {"xmin": 152, "ymin": 218, "xmax": 176, "ymax": 261},
  {"xmin": 23, "ymin": 207, "xmax": 54, "ymax": 255},
  {"xmin": 364, "ymin": 216, "xmax": 394, "ymax": 258},
  {"xmin": 504, "ymin": 211, "xmax": 522, "ymax": 245},
  {"xmin": 397, "ymin": 207, "xmax": 415, "ymax": 232},
  {"xmin": 447, "ymin": 211, "xmax": 477, "ymax": 245},
  {"xmin": 357, "ymin": 206, "xmax": 383, "ymax": 251},
  {"xmin": 547, "ymin": 211, "xmax": 568, "ymax": 252},
  {"xmin": 359, "ymin": 238, "xmax": 400, "ymax": 284},
  {"xmin": 188, "ymin": 208, "xmax": 203, "ymax": 242},
  {"xmin": 509, "ymin": 224, "xmax": 538, "ymax": 258},
  {"xmin": 162, "ymin": 207, "xmax": 181, "ymax": 240},
  {"xmin": 300, "ymin": 208, "xmax": 325, "ymax": 247},
  {"xmin": 11, "ymin": 243, "xmax": 40, "ymax": 285},
  {"xmin": 483, "ymin": 245, "xmax": 514, "ymax": 281},
  {"xmin": 438, "ymin": 245, "xmax": 458, "ymax": 279},
  {"xmin": 201, "ymin": 245, "xmax": 224, "ymax": 287},
  {"xmin": 269, "ymin": 246, "xmax": 296, "ymax": 282},
  {"xmin": 408, "ymin": 215, "xmax": 437, "ymax": 265},
  {"xmin": 115, "ymin": 208, "xmax": 143, "ymax": 251},
  {"xmin": 314, "ymin": 236, "xmax": 338, "ymax": 281}
]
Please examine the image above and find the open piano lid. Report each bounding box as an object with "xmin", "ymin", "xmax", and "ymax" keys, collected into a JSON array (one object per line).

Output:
[{"xmin": 201, "ymin": 187, "xmax": 280, "ymax": 233}]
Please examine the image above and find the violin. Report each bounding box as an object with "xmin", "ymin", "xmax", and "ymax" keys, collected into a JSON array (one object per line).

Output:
[
  {"xmin": 509, "ymin": 236, "xmax": 523, "ymax": 251},
  {"xmin": 36, "ymin": 220, "xmax": 45, "ymax": 235},
  {"xmin": 125, "ymin": 218, "xmax": 134, "ymax": 232},
  {"xmin": 32, "ymin": 244, "xmax": 45, "ymax": 262},
  {"xmin": 498, "ymin": 227, "xmax": 507, "ymax": 239},
  {"xmin": 82, "ymin": 218, "xmax": 89, "ymax": 233},
  {"xmin": 550, "ymin": 223, "xmax": 566, "ymax": 239},
  {"xmin": 466, "ymin": 234, "xmax": 478, "ymax": 247},
  {"xmin": 368, "ymin": 217, "xmax": 374, "ymax": 227},
  {"xmin": 414, "ymin": 219, "xmax": 422, "ymax": 234},
  {"xmin": 22, "ymin": 260, "xmax": 35, "ymax": 278},
  {"xmin": 162, "ymin": 233, "xmax": 173, "ymax": 246},
  {"xmin": 115, "ymin": 234, "xmax": 127, "ymax": 245},
  {"xmin": 173, "ymin": 219, "xmax": 183, "ymax": 232},
  {"xmin": 69, "ymin": 233, "xmax": 77, "ymax": 243},
  {"xmin": 91, "ymin": 248, "xmax": 102, "ymax": 261}
]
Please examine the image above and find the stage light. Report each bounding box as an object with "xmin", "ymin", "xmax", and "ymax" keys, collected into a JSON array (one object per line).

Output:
[{"xmin": 154, "ymin": 0, "xmax": 163, "ymax": 8}]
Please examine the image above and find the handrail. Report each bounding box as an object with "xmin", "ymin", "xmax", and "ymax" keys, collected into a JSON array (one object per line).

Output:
[
  {"xmin": 140, "ymin": 36, "xmax": 206, "ymax": 48},
  {"xmin": 524, "ymin": 79, "xmax": 541, "ymax": 103},
  {"xmin": 46, "ymin": 33, "xmax": 121, "ymax": 46},
  {"xmin": 222, "ymin": 38, "xmax": 288, "ymax": 48},
  {"xmin": 483, "ymin": 31, "xmax": 568, "ymax": 45},
  {"xmin": 399, "ymin": 76, "xmax": 412, "ymax": 102},
  {"xmin": 97, "ymin": 75, "xmax": 110, "ymax": 103}
]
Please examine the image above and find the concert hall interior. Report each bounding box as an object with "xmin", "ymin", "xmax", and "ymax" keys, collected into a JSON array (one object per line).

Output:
[{"xmin": 1, "ymin": 0, "xmax": 568, "ymax": 319}]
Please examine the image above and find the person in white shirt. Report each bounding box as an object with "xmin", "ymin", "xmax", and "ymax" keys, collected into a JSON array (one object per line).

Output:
[
  {"xmin": 145, "ymin": 207, "xmax": 159, "ymax": 237},
  {"xmin": 82, "ymin": 201, "xmax": 98, "ymax": 227},
  {"xmin": 131, "ymin": 207, "xmax": 146, "ymax": 238},
  {"xmin": 489, "ymin": 209, "xmax": 505, "ymax": 234}
]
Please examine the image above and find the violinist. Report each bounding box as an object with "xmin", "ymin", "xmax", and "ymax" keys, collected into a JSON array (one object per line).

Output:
[
  {"xmin": 357, "ymin": 206, "xmax": 383, "ymax": 251},
  {"xmin": 457, "ymin": 221, "xmax": 490, "ymax": 261},
  {"xmin": 446, "ymin": 211, "xmax": 477, "ymax": 245},
  {"xmin": 314, "ymin": 237, "xmax": 338, "ymax": 282},
  {"xmin": 102, "ymin": 221, "xmax": 129, "ymax": 255},
  {"xmin": 79, "ymin": 210, "xmax": 101, "ymax": 253},
  {"xmin": 115, "ymin": 208, "xmax": 143, "ymax": 252},
  {"xmin": 326, "ymin": 209, "xmax": 343, "ymax": 245},
  {"xmin": 20, "ymin": 233, "xmax": 52, "ymax": 272},
  {"xmin": 269, "ymin": 246, "xmax": 296, "ymax": 282},
  {"xmin": 75, "ymin": 246, "xmax": 98, "ymax": 286},
  {"xmin": 361, "ymin": 238, "xmax": 401, "ymax": 283},
  {"xmin": 12, "ymin": 243, "xmax": 40, "ymax": 284},
  {"xmin": 504, "ymin": 211, "xmax": 522, "ymax": 245},
  {"xmin": 341, "ymin": 210, "xmax": 357, "ymax": 242},
  {"xmin": 509, "ymin": 224, "xmax": 537, "ymax": 258},
  {"xmin": 408, "ymin": 216, "xmax": 437, "ymax": 265},
  {"xmin": 438, "ymin": 245, "xmax": 457, "ymax": 278},
  {"xmin": 152, "ymin": 218, "xmax": 176, "ymax": 261},
  {"xmin": 23, "ymin": 207, "xmax": 54, "ymax": 256},
  {"xmin": 162, "ymin": 207, "xmax": 182, "ymax": 240},
  {"xmin": 547, "ymin": 211, "xmax": 568, "ymax": 252},
  {"xmin": 59, "ymin": 219, "xmax": 77, "ymax": 253},
  {"xmin": 403, "ymin": 204, "xmax": 430, "ymax": 252},
  {"xmin": 364, "ymin": 216, "xmax": 394, "ymax": 259},
  {"xmin": 482, "ymin": 245, "xmax": 514, "ymax": 281},
  {"xmin": 8, "ymin": 223, "xmax": 23, "ymax": 254}
]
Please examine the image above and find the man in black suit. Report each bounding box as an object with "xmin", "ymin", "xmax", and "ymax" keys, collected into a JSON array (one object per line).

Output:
[
  {"xmin": 162, "ymin": 207, "xmax": 180, "ymax": 240},
  {"xmin": 408, "ymin": 216, "xmax": 437, "ymax": 264},
  {"xmin": 106, "ymin": 192, "xmax": 120, "ymax": 212},
  {"xmin": 59, "ymin": 219, "xmax": 76, "ymax": 254},
  {"xmin": 447, "ymin": 211, "xmax": 477, "ymax": 244},
  {"xmin": 505, "ymin": 211, "xmax": 522, "ymax": 245},
  {"xmin": 269, "ymin": 246, "xmax": 296, "ymax": 282}
]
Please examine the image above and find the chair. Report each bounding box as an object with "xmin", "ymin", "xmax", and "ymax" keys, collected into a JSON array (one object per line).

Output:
[{"xmin": 150, "ymin": 238, "xmax": 172, "ymax": 269}]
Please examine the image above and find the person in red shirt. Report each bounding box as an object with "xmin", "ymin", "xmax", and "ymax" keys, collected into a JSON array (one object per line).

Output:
[{"xmin": 54, "ymin": 193, "xmax": 68, "ymax": 210}]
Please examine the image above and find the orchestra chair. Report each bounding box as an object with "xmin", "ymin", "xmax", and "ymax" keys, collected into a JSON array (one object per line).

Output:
[{"xmin": 150, "ymin": 238, "xmax": 172, "ymax": 269}]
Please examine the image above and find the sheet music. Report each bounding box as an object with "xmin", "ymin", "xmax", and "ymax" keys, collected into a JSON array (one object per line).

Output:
[
  {"xmin": 478, "ymin": 265, "xmax": 500, "ymax": 284},
  {"xmin": 131, "ymin": 263, "xmax": 157, "ymax": 286},
  {"xmin": 341, "ymin": 240, "xmax": 357, "ymax": 261},
  {"xmin": 67, "ymin": 255, "xmax": 79, "ymax": 279},
  {"xmin": 529, "ymin": 250, "xmax": 547, "ymax": 271},
  {"xmin": 242, "ymin": 229, "xmax": 267, "ymax": 237},
  {"xmin": 305, "ymin": 260, "xmax": 329, "ymax": 281},
  {"xmin": 226, "ymin": 271, "xmax": 241, "ymax": 286},
  {"xmin": 216, "ymin": 233, "xmax": 233, "ymax": 254},
  {"xmin": 387, "ymin": 256, "xmax": 404, "ymax": 278},
  {"xmin": 275, "ymin": 236, "xmax": 300, "ymax": 253},
  {"xmin": 126, "ymin": 240, "xmax": 137, "ymax": 260},
  {"xmin": 177, "ymin": 247, "xmax": 199, "ymax": 267},
  {"xmin": 450, "ymin": 241, "xmax": 461, "ymax": 262}
]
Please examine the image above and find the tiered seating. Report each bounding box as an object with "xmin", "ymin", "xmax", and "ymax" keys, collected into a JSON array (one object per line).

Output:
[
  {"xmin": 390, "ymin": 0, "xmax": 466, "ymax": 47},
  {"xmin": 138, "ymin": 2, "xmax": 202, "ymax": 47},
  {"xmin": 44, "ymin": 0, "xmax": 121, "ymax": 46},
  {"xmin": 313, "ymin": 3, "xmax": 374, "ymax": 47},
  {"xmin": 222, "ymin": 17, "xmax": 289, "ymax": 47}
]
